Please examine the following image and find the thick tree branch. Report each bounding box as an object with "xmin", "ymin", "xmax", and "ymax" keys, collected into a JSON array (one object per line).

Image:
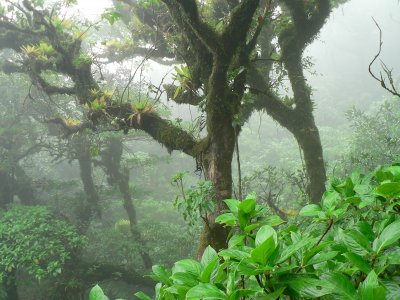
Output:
[
  {"xmin": 162, "ymin": 0, "xmax": 220, "ymax": 54},
  {"xmin": 87, "ymin": 105, "xmax": 204, "ymax": 157},
  {"xmin": 164, "ymin": 84, "xmax": 203, "ymax": 105},
  {"xmin": 280, "ymin": 0, "xmax": 330, "ymax": 49},
  {"xmin": 243, "ymin": 66, "xmax": 296, "ymax": 128},
  {"xmin": 31, "ymin": 74, "xmax": 76, "ymax": 96},
  {"xmin": 221, "ymin": 0, "xmax": 261, "ymax": 57}
]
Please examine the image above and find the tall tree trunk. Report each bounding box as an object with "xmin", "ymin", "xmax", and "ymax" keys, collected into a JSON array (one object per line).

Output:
[
  {"xmin": 283, "ymin": 51, "xmax": 327, "ymax": 203},
  {"xmin": 197, "ymin": 61, "xmax": 237, "ymax": 257},
  {"xmin": 3, "ymin": 270, "xmax": 18, "ymax": 300},
  {"xmin": 293, "ymin": 121, "xmax": 326, "ymax": 203},
  {"xmin": 101, "ymin": 137, "xmax": 153, "ymax": 269},
  {"xmin": 14, "ymin": 165, "xmax": 35, "ymax": 205},
  {"xmin": 73, "ymin": 135, "xmax": 102, "ymax": 233},
  {"xmin": 0, "ymin": 172, "xmax": 13, "ymax": 208}
]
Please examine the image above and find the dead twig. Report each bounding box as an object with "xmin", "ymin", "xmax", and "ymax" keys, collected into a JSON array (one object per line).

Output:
[{"xmin": 368, "ymin": 18, "xmax": 400, "ymax": 98}]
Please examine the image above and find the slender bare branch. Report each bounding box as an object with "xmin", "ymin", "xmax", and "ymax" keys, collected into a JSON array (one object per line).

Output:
[{"xmin": 368, "ymin": 18, "xmax": 400, "ymax": 98}]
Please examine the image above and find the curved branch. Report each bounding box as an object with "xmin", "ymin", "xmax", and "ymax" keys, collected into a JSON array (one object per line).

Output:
[
  {"xmin": 368, "ymin": 18, "xmax": 400, "ymax": 98},
  {"xmin": 243, "ymin": 65, "xmax": 296, "ymax": 128}
]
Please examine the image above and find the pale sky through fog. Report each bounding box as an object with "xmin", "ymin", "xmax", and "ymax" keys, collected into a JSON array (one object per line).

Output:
[{"xmin": 76, "ymin": 0, "xmax": 112, "ymax": 20}]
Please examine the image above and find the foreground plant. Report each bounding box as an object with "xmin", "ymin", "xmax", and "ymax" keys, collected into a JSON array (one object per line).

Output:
[{"xmin": 130, "ymin": 162, "xmax": 400, "ymax": 299}]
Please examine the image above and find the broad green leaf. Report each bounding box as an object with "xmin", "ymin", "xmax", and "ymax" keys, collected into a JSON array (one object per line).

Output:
[
  {"xmin": 238, "ymin": 198, "xmax": 256, "ymax": 214},
  {"xmin": 306, "ymin": 251, "xmax": 339, "ymax": 266},
  {"xmin": 201, "ymin": 246, "xmax": 218, "ymax": 267},
  {"xmin": 345, "ymin": 196, "xmax": 361, "ymax": 205},
  {"xmin": 200, "ymin": 257, "xmax": 219, "ymax": 283},
  {"xmin": 264, "ymin": 215, "xmax": 285, "ymax": 226},
  {"xmin": 359, "ymin": 271, "xmax": 386, "ymax": 300},
  {"xmin": 151, "ymin": 265, "xmax": 171, "ymax": 285},
  {"xmin": 171, "ymin": 272, "xmax": 198, "ymax": 287},
  {"xmin": 382, "ymin": 280, "xmax": 400, "ymax": 300},
  {"xmin": 173, "ymin": 259, "xmax": 202, "ymax": 276},
  {"xmin": 277, "ymin": 237, "xmax": 314, "ymax": 264},
  {"xmin": 238, "ymin": 209, "xmax": 250, "ymax": 229},
  {"xmin": 186, "ymin": 283, "xmax": 226, "ymax": 299},
  {"xmin": 359, "ymin": 196, "xmax": 376, "ymax": 208},
  {"xmin": 282, "ymin": 275, "xmax": 333, "ymax": 297},
  {"xmin": 215, "ymin": 213, "xmax": 237, "ymax": 227},
  {"xmin": 134, "ymin": 291, "xmax": 153, "ymax": 300},
  {"xmin": 299, "ymin": 204, "xmax": 322, "ymax": 217},
  {"xmin": 224, "ymin": 199, "xmax": 240, "ymax": 213},
  {"xmin": 358, "ymin": 221, "xmax": 375, "ymax": 241},
  {"xmin": 89, "ymin": 285, "xmax": 109, "ymax": 300},
  {"xmin": 272, "ymin": 264, "xmax": 298, "ymax": 275},
  {"xmin": 332, "ymin": 204, "xmax": 349, "ymax": 218},
  {"xmin": 322, "ymin": 190, "xmax": 340, "ymax": 211},
  {"xmin": 165, "ymin": 285, "xmax": 188, "ymax": 297},
  {"xmin": 351, "ymin": 168, "xmax": 362, "ymax": 185},
  {"xmin": 342, "ymin": 229, "xmax": 372, "ymax": 256},
  {"xmin": 383, "ymin": 165, "xmax": 400, "ymax": 180},
  {"xmin": 255, "ymin": 225, "xmax": 277, "ymax": 246},
  {"xmin": 218, "ymin": 249, "xmax": 250, "ymax": 261},
  {"xmin": 236, "ymin": 258, "xmax": 266, "ymax": 276},
  {"xmin": 343, "ymin": 252, "xmax": 371, "ymax": 274},
  {"xmin": 322, "ymin": 273, "xmax": 358, "ymax": 300},
  {"xmin": 375, "ymin": 182, "xmax": 400, "ymax": 199},
  {"xmin": 228, "ymin": 289, "xmax": 258, "ymax": 299},
  {"xmin": 375, "ymin": 169, "xmax": 394, "ymax": 182},
  {"xmin": 226, "ymin": 268, "xmax": 236, "ymax": 295},
  {"xmin": 303, "ymin": 241, "xmax": 333, "ymax": 264},
  {"xmin": 373, "ymin": 219, "xmax": 400, "ymax": 254},
  {"xmin": 228, "ymin": 234, "xmax": 245, "ymax": 248},
  {"xmin": 251, "ymin": 236, "xmax": 276, "ymax": 265},
  {"xmin": 385, "ymin": 246, "xmax": 400, "ymax": 264},
  {"xmin": 244, "ymin": 223, "xmax": 259, "ymax": 234}
]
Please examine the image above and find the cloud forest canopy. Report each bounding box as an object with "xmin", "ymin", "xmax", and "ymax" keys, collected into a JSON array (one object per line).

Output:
[{"xmin": 0, "ymin": 0, "xmax": 344, "ymax": 258}]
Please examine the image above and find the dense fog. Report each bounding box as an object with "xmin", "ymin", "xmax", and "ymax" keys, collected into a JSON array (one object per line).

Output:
[{"xmin": 0, "ymin": 0, "xmax": 400, "ymax": 299}]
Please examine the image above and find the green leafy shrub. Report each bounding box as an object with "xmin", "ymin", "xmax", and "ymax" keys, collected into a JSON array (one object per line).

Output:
[
  {"xmin": 136, "ymin": 162, "xmax": 400, "ymax": 299},
  {"xmin": 0, "ymin": 205, "xmax": 86, "ymax": 282},
  {"xmin": 346, "ymin": 99, "xmax": 400, "ymax": 171}
]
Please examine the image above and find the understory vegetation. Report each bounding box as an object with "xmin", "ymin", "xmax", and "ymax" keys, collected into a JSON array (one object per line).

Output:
[{"xmin": 91, "ymin": 161, "xmax": 400, "ymax": 299}]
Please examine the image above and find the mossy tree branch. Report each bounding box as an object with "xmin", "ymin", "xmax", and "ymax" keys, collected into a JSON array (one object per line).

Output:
[{"xmin": 0, "ymin": 1, "xmax": 205, "ymax": 160}]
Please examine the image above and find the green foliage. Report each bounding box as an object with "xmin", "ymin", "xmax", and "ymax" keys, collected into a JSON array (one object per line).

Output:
[
  {"xmin": 171, "ymin": 65, "xmax": 193, "ymax": 100},
  {"xmin": 139, "ymin": 162, "xmax": 400, "ymax": 299},
  {"xmin": 72, "ymin": 53, "xmax": 93, "ymax": 67},
  {"xmin": 0, "ymin": 205, "xmax": 86, "ymax": 282},
  {"xmin": 102, "ymin": 8, "xmax": 123, "ymax": 25},
  {"xmin": 89, "ymin": 284, "xmax": 109, "ymax": 300},
  {"xmin": 87, "ymin": 95, "xmax": 106, "ymax": 110},
  {"xmin": 172, "ymin": 173, "xmax": 215, "ymax": 228},
  {"xmin": 138, "ymin": 0, "xmax": 161, "ymax": 9},
  {"xmin": 346, "ymin": 99, "xmax": 400, "ymax": 171}
]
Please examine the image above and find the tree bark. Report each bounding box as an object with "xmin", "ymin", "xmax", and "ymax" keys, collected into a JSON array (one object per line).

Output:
[
  {"xmin": 73, "ymin": 135, "xmax": 102, "ymax": 233},
  {"xmin": 101, "ymin": 137, "xmax": 153, "ymax": 269},
  {"xmin": 3, "ymin": 270, "xmax": 19, "ymax": 300},
  {"xmin": 293, "ymin": 120, "xmax": 326, "ymax": 203},
  {"xmin": 196, "ymin": 59, "xmax": 237, "ymax": 257}
]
